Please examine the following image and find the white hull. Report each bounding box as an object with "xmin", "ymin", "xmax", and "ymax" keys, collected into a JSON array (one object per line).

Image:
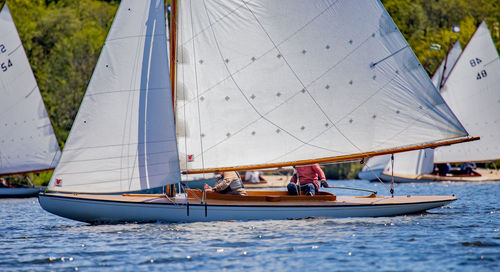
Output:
[
  {"xmin": 0, "ymin": 187, "xmax": 43, "ymax": 198},
  {"xmin": 357, "ymin": 169, "xmax": 384, "ymax": 181},
  {"xmin": 39, "ymin": 193, "xmax": 456, "ymax": 224}
]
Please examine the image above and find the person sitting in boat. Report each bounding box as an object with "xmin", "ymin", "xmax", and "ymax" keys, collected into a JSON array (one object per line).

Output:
[
  {"xmin": 204, "ymin": 171, "xmax": 247, "ymax": 196},
  {"xmin": 287, "ymin": 164, "xmax": 328, "ymax": 196},
  {"xmin": 0, "ymin": 178, "xmax": 10, "ymax": 188},
  {"xmin": 244, "ymin": 170, "xmax": 267, "ymax": 184},
  {"xmin": 460, "ymin": 162, "xmax": 476, "ymax": 175}
]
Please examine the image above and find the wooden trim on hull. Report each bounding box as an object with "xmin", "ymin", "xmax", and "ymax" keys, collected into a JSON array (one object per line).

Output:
[{"xmin": 182, "ymin": 137, "xmax": 480, "ymax": 174}]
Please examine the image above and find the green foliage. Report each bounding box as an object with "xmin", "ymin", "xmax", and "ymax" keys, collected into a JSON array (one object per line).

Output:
[
  {"xmin": 0, "ymin": 0, "xmax": 498, "ymax": 183},
  {"xmin": 322, "ymin": 162, "xmax": 364, "ymax": 180},
  {"xmin": 1, "ymin": 0, "xmax": 117, "ymax": 147},
  {"xmin": 383, "ymin": 0, "xmax": 500, "ymax": 74}
]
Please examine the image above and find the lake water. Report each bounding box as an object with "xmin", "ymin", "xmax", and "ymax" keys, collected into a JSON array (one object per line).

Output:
[{"xmin": 1, "ymin": 179, "xmax": 498, "ymax": 271}]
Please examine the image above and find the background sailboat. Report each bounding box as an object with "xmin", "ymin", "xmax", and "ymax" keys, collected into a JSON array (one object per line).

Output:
[
  {"xmin": 40, "ymin": 0, "xmax": 475, "ymax": 223},
  {"xmin": 379, "ymin": 21, "xmax": 500, "ymax": 183},
  {"xmin": 0, "ymin": 3, "xmax": 61, "ymax": 197}
]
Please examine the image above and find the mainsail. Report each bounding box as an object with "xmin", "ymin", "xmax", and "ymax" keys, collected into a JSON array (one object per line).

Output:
[
  {"xmin": 48, "ymin": 0, "xmax": 180, "ymax": 193},
  {"xmin": 435, "ymin": 21, "xmax": 500, "ymax": 163},
  {"xmin": 174, "ymin": 0, "xmax": 468, "ymax": 173},
  {"xmin": 0, "ymin": 3, "xmax": 61, "ymax": 175}
]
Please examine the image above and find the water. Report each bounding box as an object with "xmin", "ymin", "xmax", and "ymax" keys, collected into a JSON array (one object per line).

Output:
[{"xmin": 1, "ymin": 180, "xmax": 498, "ymax": 271}]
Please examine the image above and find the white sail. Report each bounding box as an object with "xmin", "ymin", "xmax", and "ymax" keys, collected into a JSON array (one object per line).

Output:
[
  {"xmin": 48, "ymin": 0, "xmax": 180, "ymax": 193},
  {"xmin": 431, "ymin": 41, "xmax": 462, "ymax": 90},
  {"xmin": 435, "ymin": 21, "xmax": 500, "ymax": 163},
  {"xmin": 0, "ymin": 3, "xmax": 61, "ymax": 175},
  {"xmin": 385, "ymin": 149, "xmax": 434, "ymax": 176},
  {"xmin": 384, "ymin": 41, "xmax": 464, "ymax": 177},
  {"xmin": 363, "ymin": 154, "xmax": 391, "ymax": 172},
  {"xmin": 174, "ymin": 0, "xmax": 467, "ymax": 172}
]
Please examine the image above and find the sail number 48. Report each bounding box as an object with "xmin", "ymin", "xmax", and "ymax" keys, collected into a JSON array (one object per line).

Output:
[
  {"xmin": 476, "ymin": 70, "xmax": 487, "ymax": 80},
  {"xmin": 470, "ymin": 58, "xmax": 487, "ymax": 80}
]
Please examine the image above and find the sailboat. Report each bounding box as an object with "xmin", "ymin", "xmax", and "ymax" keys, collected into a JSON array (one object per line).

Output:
[
  {"xmin": 379, "ymin": 22, "xmax": 500, "ymax": 183},
  {"xmin": 39, "ymin": 0, "xmax": 477, "ymax": 223},
  {"xmin": 0, "ymin": 3, "xmax": 61, "ymax": 197}
]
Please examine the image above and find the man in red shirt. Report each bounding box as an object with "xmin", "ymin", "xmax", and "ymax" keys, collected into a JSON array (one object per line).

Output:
[{"xmin": 287, "ymin": 164, "xmax": 328, "ymax": 196}]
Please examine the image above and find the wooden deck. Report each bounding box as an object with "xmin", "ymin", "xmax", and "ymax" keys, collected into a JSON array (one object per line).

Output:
[{"xmin": 44, "ymin": 191, "xmax": 456, "ymax": 207}]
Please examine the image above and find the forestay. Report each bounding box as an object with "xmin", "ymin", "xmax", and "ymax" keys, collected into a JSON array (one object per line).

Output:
[
  {"xmin": 48, "ymin": 0, "xmax": 180, "ymax": 193},
  {"xmin": 435, "ymin": 22, "xmax": 500, "ymax": 163},
  {"xmin": 174, "ymin": 0, "xmax": 468, "ymax": 172},
  {"xmin": 0, "ymin": 3, "xmax": 61, "ymax": 175},
  {"xmin": 431, "ymin": 41, "xmax": 462, "ymax": 90}
]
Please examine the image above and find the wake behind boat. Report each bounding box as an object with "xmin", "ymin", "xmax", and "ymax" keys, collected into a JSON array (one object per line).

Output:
[{"xmin": 40, "ymin": 0, "xmax": 475, "ymax": 223}]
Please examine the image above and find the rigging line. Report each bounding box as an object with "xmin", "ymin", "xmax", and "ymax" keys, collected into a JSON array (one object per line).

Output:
[
  {"xmin": 61, "ymin": 139, "xmax": 177, "ymax": 152},
  {"xmin": 179, "ymin": 1, "xmax": 248, "ymax": 47},
  {"xmin": 191, "ymin": 0, "xmax": 207, "ymax": 172},
  {"xmin": 362, "ymin": 160, "xmax": 392, "ymax": 194},
  {"xmin": 268, "ymin": 78, "xmax": 396, "ymax": 163},
  {"xmin": 199, "ymin": 0, "xmax": 343, "ymax": 157},
  {"xmin": 85, "ymin": 86, "xmax": 170, "ymax": 97},
  {"xmin": 175, "ymin": 0, "xmax": 341, "ymax": 111},
  {"xmin": 193, "ymin": 85, "xmax": 345, "ymax": 158},
  {"xmin": 242, "ymin": 0, "xmax": 366, "ymax": 154},
  {"xmin": 60, "ymin": 150, "xmax": 176, "ymax": 164},
  {"xmin": 57, "ymin": 160, "xmax": 172, "ymax": 176}
]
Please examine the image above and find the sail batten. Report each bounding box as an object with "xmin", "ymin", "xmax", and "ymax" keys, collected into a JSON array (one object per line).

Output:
[
  {"xmin": 175, "ymin": 0, "xmax": 468, "ymax": 172},
  {"xmin": 0, "ymin": 3, "xmax": 61, "ymax": 176}
]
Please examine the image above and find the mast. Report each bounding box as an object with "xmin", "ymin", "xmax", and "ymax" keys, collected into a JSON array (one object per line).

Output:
[
  {"xmin": 169, "ymin": 0, "xmax": 177, "ymax": 109},
  {"xmin": 183, "ymin": 137, "xmax": 479, "ymax": 174}
]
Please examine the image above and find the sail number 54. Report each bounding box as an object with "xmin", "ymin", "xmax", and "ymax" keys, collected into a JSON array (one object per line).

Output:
[{"xmin": 1, "ymin": 59, "xmax": 13, "ymax": 72}]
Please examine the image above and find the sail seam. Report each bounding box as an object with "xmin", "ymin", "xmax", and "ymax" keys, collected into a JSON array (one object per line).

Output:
[
  {"xmin": 198, "ymin": 0, "xmax": 342, "ymax": 157},
  {"xmin": 192, "ymin": 0, "xmax": 207, "ymax": 173},
  {"xmin": 240, "ymin": 0, "xmax": 365, "ymax": 153}
]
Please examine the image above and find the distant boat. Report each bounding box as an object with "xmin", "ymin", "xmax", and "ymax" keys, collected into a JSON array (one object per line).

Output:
[
  {"xmin": 379, "ymin": 21, "xmax": 500, "ymax": 183},
  {"xmin": 0, "ymin": 3, "xmax": 61, "ymax": 197},
  {"xmin": 357, "ymin": 154, "xmax": 391, "ymax": 181},
  {"xmin": 40, "ymin": 0, "xmax": 476, "ymax": 223}
]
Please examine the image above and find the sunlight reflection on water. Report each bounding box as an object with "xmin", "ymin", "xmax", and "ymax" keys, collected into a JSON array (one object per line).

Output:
[{"xmin": 0, "ymin": 180, "xmax": 498, "ymax": 271}]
